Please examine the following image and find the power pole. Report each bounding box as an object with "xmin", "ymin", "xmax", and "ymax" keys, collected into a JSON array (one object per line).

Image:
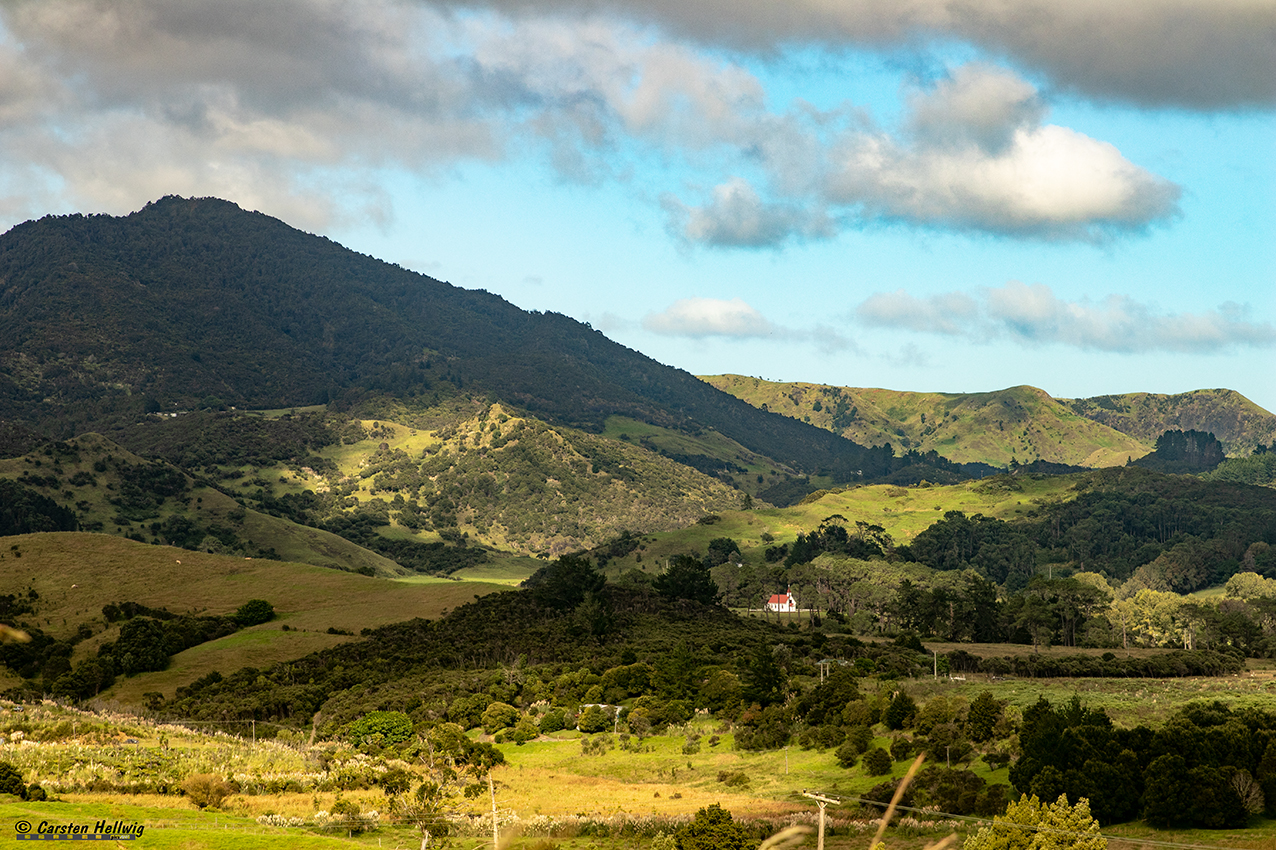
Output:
[{"xmin": 801, "ymin": 791, "xmax": 839, "ymax": 850}]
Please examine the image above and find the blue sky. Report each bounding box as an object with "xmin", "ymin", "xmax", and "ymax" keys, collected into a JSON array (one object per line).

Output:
[{"xmin": 1, "ymin": 0, "xmax": 1272, "ymax": 411}]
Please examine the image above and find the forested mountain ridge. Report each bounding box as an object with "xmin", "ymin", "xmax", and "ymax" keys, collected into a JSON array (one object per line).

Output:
[
  {"xmin": 0, "ymin": 196, "xmax": 954, "ymax": 485},
  {"xmin": 700, "ymin": 377, "xmax": 1150, "ymax": 468}
]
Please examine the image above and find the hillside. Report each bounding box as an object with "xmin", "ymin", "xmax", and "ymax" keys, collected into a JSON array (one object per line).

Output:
[
  {"xmin": 0, "ymin": 196, "xmax": 963, "ymax": 487},
  {"xmin": 0, "ymin": 433, "xmax": 405, "ymax": 575},
  {"xmin": 1064, "ymin": 388, "xmax": 1276, "ymax": 455},
  {"xmin": 701, "ymin": 376, "xmax": 1149, "ymax": 468},
  {"xmin": 0, "ymin": 532, "xmax": 509, "ymax": 703}
]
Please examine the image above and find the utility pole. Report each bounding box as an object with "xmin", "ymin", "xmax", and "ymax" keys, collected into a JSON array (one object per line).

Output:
[{"xmin": 801, "ymin": 791, "xmax": 839, "ymax": 850}]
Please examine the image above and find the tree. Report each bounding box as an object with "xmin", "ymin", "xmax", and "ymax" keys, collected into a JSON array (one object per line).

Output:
[
  {"xmin": 966, "ymin": 691, "xmax": 1003, "ymax": 743},
  {"xmin": 962, "ymin": 793, "xmax": 1106, "ymax": 850},
  {"xmin": 233, "ymin": 599, "xmax": 275, "ymax": 626},
  {"xmin": 884, "ymin": 691, "xmax": 917, "ymax": 731},
  {"xmin": 654, "ymin": 555, "xmax": 720, "ymax": 605},
  {"xmin": 346, "ymin": 710, "xmax": 415, "ymax": 749},
  {"xmin": 523, "ymin": 554, "xmax": 605, "ymax": 609},
  {"xmin": 0, "ymin": 762, "xmax": 24, "ymax": 798},
  {"xmin": 674, "ymin": 803, "xmax": 753, "ymax": 850}
]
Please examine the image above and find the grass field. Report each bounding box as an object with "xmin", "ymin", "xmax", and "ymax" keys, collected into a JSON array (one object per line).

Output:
[
  {"xmin": 0, "ymin": 533, "xmax": 510, "ymax": 704},
  {"xmin": 602, "ymin": 476, "xmax": 1078, "ymax": 576}
]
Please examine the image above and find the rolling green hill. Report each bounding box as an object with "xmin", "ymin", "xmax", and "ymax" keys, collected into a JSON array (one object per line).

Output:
[{"xmin": 701, "ymin": 376, "xmax": 1150, "ymax": 468}]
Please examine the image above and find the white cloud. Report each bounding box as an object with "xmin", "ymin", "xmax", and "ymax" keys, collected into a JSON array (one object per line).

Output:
[
  {"xmin": 856, "ymin": 281, "xmax": 1276, "ymax": 353},
  {"xmin": 643, "ymin": 296, "xmax": 778, "ymax": 338},
  {"xmin": 825, "ymin": 65, "xmax": 1181, "ymax": 241}
]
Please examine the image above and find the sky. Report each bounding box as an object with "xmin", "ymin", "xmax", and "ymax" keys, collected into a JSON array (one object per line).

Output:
[{"xmin": 1, "ymin": 0, "xmax": 1273, "ymax": 411}]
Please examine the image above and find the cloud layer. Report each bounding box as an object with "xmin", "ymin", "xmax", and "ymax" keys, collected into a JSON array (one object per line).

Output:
[
  {"xmin": 856, "ymin": 282, "xmax": 1275, "ymax": 353},
  {"xmin": 0, "ymin": 1, "xmax": 1192, "ymax": 245},
  {"xmin": 458, "ymin": 0, "xmax": 1276, "ymax": 109}
]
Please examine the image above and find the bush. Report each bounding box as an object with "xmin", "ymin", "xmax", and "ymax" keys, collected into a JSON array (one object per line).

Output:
[
  {"xmin": 233, "ymin": 599, "xmax": 275, "ymax": 626},
  {"xmin": 0, "ymin": 762, "xmax": 24, "ymax": 798},
  {"xmin": 717, "ymin": 770, "xmax": 750, "ymax": 788},
  {"xmin": 578, "ymin": 705, "xmax": 614, "ymax": 734},
  {"xmin": 835, "ymin": 740, "xmax": 860, "ymax": 769},
  {"xmin": 481, "ymin": 702, "xmax": 520, "ymax": 735},
  {"xmin": 346, "ymin": 710, "xmax": 414, "ymax": 749},
  {"xmin": 674, "ymin": 803, "xmax": 752, "ymax": 850},
  {"xmin": 538, "ymin": 708, "xmax": 567, "ymax": 734},
  {"xmin": 182, "ymin": 773, "xmax": 232, "ymax": 809},
  {"xmin": 863, "ymin": 747, "xmax": 893, "ymax": 776}
]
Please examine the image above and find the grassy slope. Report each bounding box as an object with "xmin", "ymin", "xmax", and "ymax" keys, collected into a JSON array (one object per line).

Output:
[
  {"xmin": 0, "ymin": 433, "xmax": 403, "ymax": 576},
  {"xmin": 289, "ymin": 405, "xmax": 744, "ymax": 557},
  {"xmin": 702, "ymin": 376, "xmax": 1150, "ymax": 468},
  {"xmin": 599, "ymin": 475, "xmax": 1078, "ymax": 574},
  {"xmin": 0, "ymin": 533, "xmax": 509, "ymax": 702}
]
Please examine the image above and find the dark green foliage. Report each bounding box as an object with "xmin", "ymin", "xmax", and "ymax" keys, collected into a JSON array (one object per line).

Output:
[
  {"xmin": 578, "ymin": 705, "xmax": 614, "ymax": 734},
  {"xmin": 740, "ymin": 644, "xmax": 786, "ymax": 707},
  {"xmin": 654, "ymin": 555, "xmax": 720, "ymax": 605},
  {"xmin": 834, "ymin": 739, "xmax": 860, "ymax": 768},
  {"xmin": 674, "ymin": 803, "xmax": 754, "ymax": 850},
  {"xmin": 884, "ymin": 691, "xmax": 917, "ymax": 730},
  {"xmin": 233, "ymin": 599, "xmax": 275, "ymax": 627},
  {"xmin": 785, "ymin": 518, "xmax": 890, "ymax": 566},
  {"xmin": 1135, "ymin": 429, "xmax": 1226, "ymax": 474},
  {"xmin": 793, "ymin": 666, "xmax": 860, "ymax": 726},
  {"xmin": 346, "ymin": 710, "xmax": 414, "ymax": 748},
  {"xmin": 117, "ymin": 410, "xmax": 339, "ymax": 471},
  {"xmin": 0, "ymin": 479, "xmax": 77, "ymax": 534},
  {"xmin": 538, "ymin": 708, "xmax": 567, "ymax": 734},
  {"xmin": 965, "ymin": 690, "xmax": 1003, "ymax": 743},
  {"xmin": 524, "ymin": 555, "xmax": 606, "ymax": 610},
  {"xmin": 863, "ymin": 747, "xmax": 892, "ymax": 775},
  {"xmin": 734, "ymin": 704, "xmax": 793, "ymax": 751},
  {"xmin": 0, "ymin": 762, "xmax": 24, "ymax": 798}
]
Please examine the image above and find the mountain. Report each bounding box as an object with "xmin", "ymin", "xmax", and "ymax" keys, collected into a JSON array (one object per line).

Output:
[
  {"xmin": 0, "ymin": 196, "xmax": 938, "ymax": 485},
  {"xmin": 700, "ymin": 377, "xmax": 1150, "ymax": 468},
  {"xmin": 1062, "ymin": 389, "xmax": 1276, "ymax": 455}
]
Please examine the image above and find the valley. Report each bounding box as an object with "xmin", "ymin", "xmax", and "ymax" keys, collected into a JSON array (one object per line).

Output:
[{"xmin": 2, "ymin": 198, "xmax": 1276, "ymax": 848}]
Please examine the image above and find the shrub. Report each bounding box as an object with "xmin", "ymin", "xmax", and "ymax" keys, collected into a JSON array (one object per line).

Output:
[
  {"xmin": 577, "ymin": 705, "xmax": 614, "ymax": 734},
  {"xmin": 863, "ymin": 747, "xmax": 893, "ymax": 776},
  {"xmin": 0, "ymin": 762, "xmax": 24, "ymax": 798},
  {"xmin": 538, "ymin": 708, "xmax": 567, "ymax": 734},
  {"xmin": 346, "ymin": 711, "xmax": 414, "ymax": 749},
  {"xmin": 481, "ymin": 702, "xmax": 520, "ymax": 735},
  {"xmin": 674, "ymin": 803, "xmax": 752, "ymax": 850},
  {"xmin": 233, "ymin": 599, "xmax": 275, "ymax": 626},
  {"xmin": 182, "ymin": 773, "xmax": 232, "ymax": 809}
]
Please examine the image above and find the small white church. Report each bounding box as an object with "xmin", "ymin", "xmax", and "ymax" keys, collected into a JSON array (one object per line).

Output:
[{"xmin": 765, "ymin": 589, "xmax": 798, "ymax": 613}]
